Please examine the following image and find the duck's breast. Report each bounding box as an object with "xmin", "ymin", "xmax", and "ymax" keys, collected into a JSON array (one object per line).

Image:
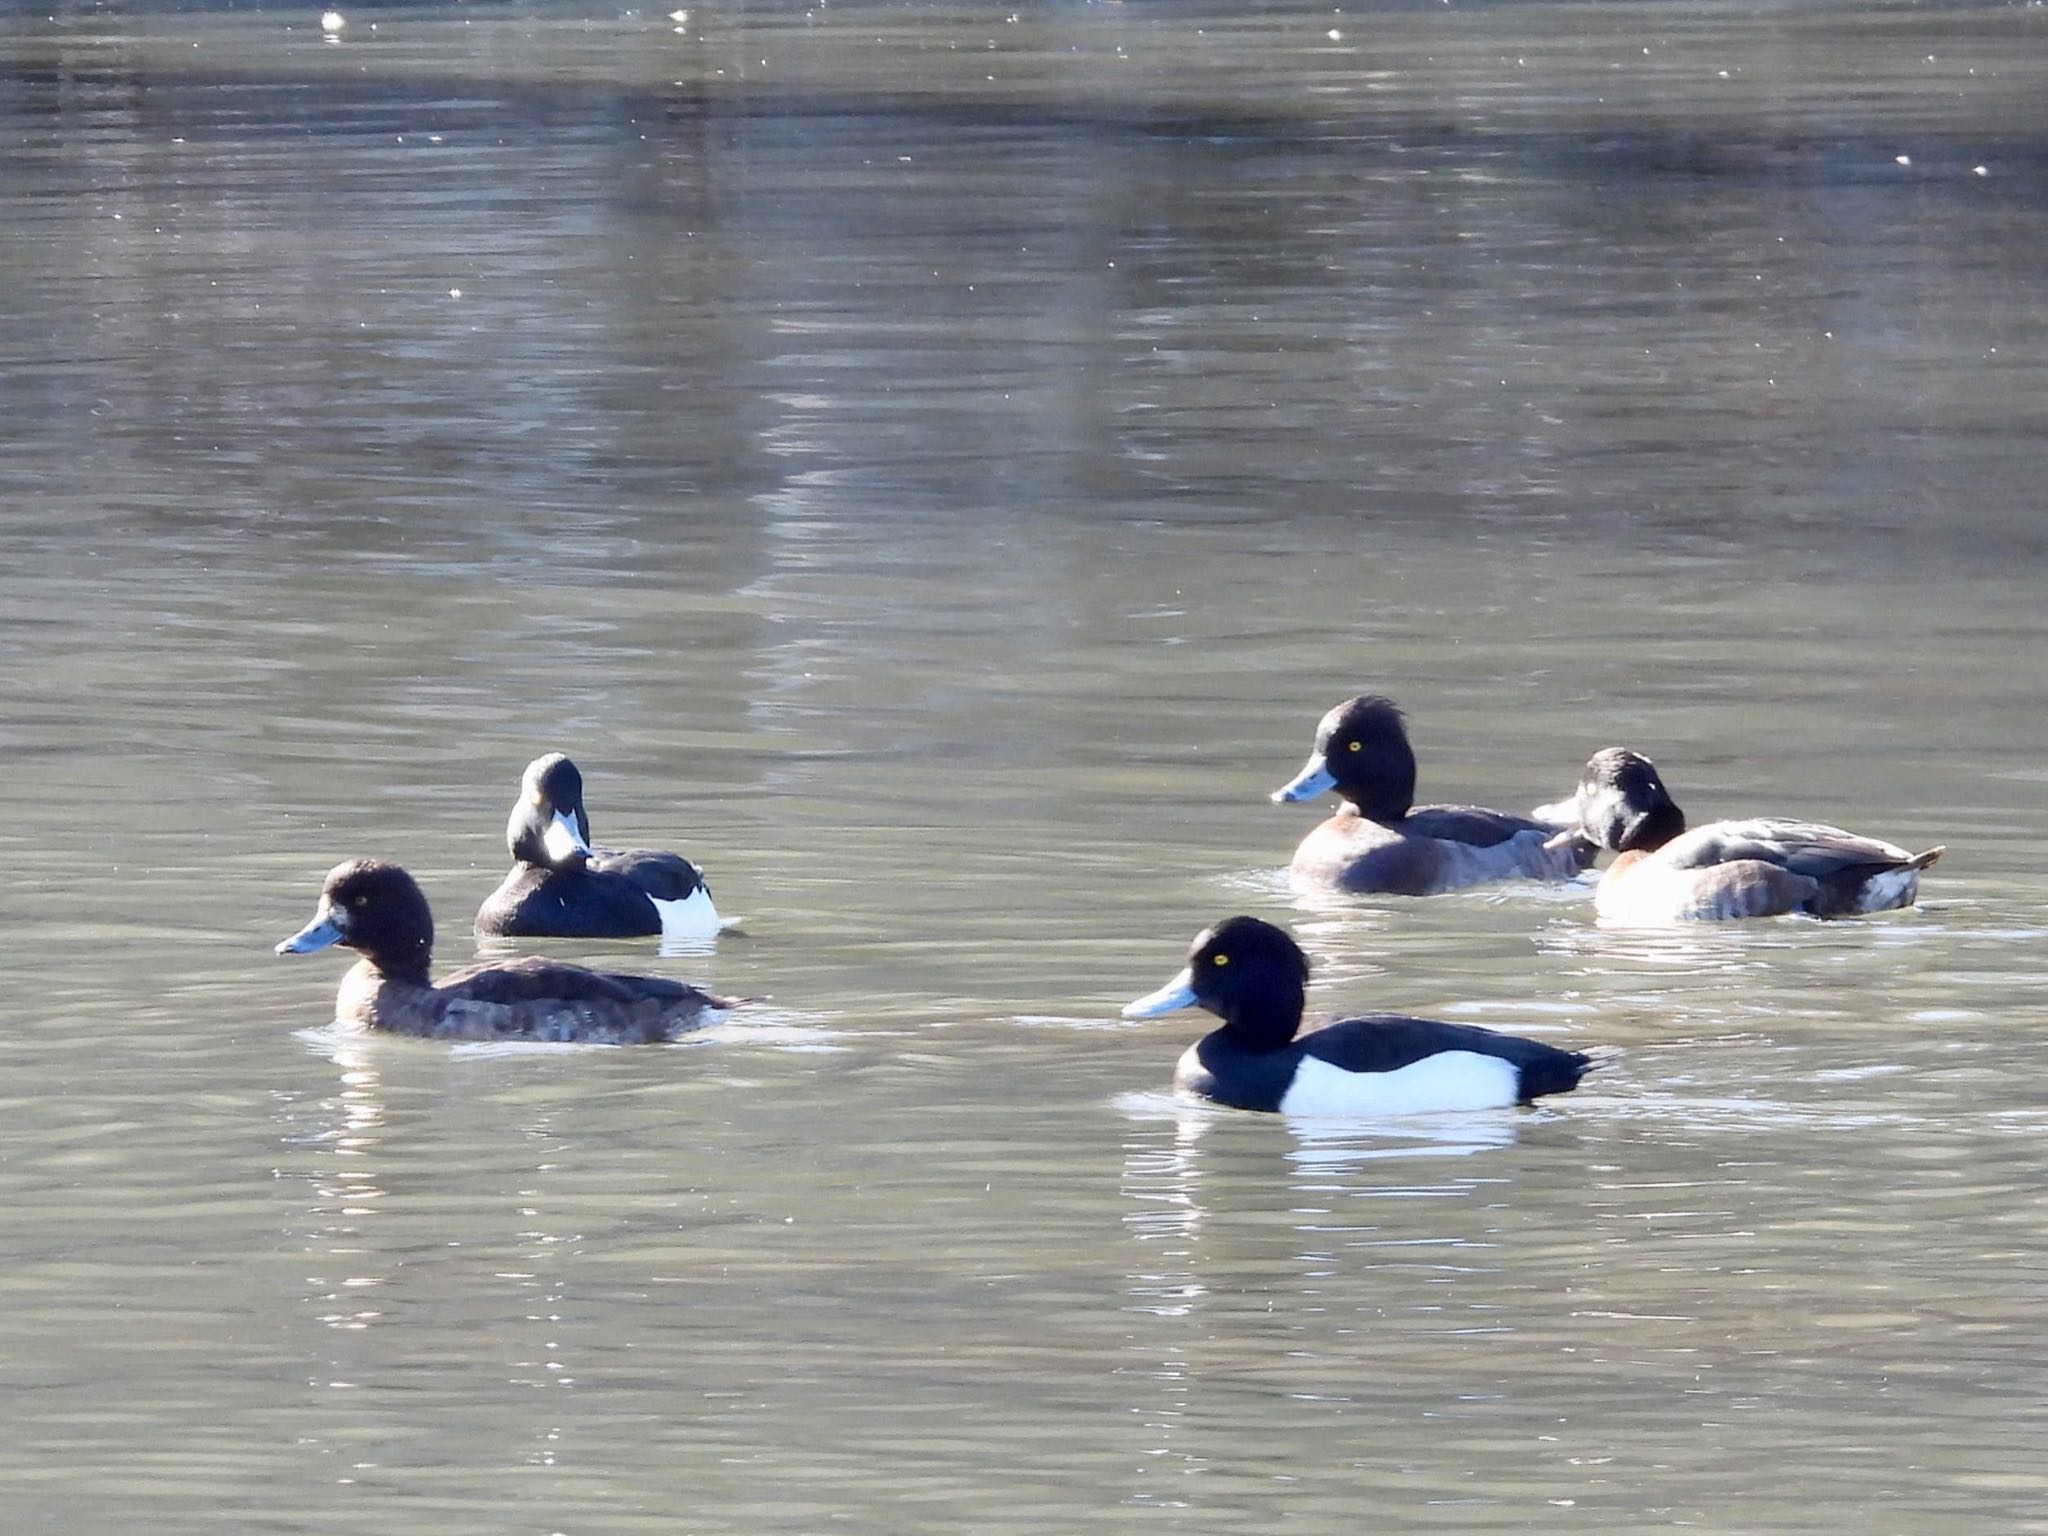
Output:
[{"xmin": 1290, "ymin": 814, "xmax": 1447, "ymax": 895}]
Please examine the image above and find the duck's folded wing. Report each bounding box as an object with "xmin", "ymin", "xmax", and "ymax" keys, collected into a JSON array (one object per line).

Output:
[
  {"xmin": 437, "ymin": 956, "xmax": 706, "ymax": 1007},
  {"xmin": 1662, "ymin": 818, "xmax": 1917, "ymax": 877},
  {"xmin": 1303, "ymin": 1014, "xmax": 1578, "ymax": 1074},
  {"xmin": 1402, "ymin": 804, "xmax": 1550, "ymax": 848},
  {"xmin": 588, "ymin": 847, "xmax": 709, "ymax": 902}
]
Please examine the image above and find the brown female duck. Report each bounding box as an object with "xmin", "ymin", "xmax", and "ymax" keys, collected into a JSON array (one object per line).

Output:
[{"xmin": 278, "ymin": 859, "xmax": 740, "ymax": 1042}]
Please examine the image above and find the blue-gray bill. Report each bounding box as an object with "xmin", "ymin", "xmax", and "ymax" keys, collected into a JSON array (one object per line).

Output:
[
  {"xmin": 1122, "ymin": 968, "xmax": 1198, "ymax": 1019},
  {"xmin": 276, "ymin": 911, "xmax": 344, "ymax": 955},
  {"xmin": 1271, "ymin": 754, "xmax": 1336, "ymax": 804}
]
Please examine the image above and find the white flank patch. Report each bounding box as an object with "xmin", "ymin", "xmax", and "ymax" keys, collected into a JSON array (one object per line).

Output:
[
  {"xmin": 1277, "ymin": 1050, "xmax": 1521, "ymax": 1117},
  {"xmin": 651, "ymin": 886, "xmax": 721, "ymax": 940},
  {"xmin": 1857, "ymin": 868, "xmax": 1920, "ymax": 912}
]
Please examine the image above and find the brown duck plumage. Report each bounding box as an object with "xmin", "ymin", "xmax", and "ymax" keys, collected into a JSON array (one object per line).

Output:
[{"xmin": 280, "ymin": 859, "xmax": 741, "ymax": 1043}]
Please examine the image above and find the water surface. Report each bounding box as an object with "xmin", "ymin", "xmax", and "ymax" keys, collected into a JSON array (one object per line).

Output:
[{"xmin": 3, "ymin": 3, "xmax": 2047, "ymax": 1531}]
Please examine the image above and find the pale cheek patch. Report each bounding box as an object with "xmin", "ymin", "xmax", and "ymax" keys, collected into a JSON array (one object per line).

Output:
[
  {"xmin": 1278, "ymin": 1051, "xmax": 1521, "ymax": 1116},
  {"xmin": 650, "ymin": 886, "xmax": 721, "ymax": 940}
]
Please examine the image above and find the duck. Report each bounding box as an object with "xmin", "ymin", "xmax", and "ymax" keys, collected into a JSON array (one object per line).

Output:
[
  {"xmin": 1271, "ymin": 695, "xmax": 1589, "ymax": 894},
  {"xmin": 280, "ymin": 859, "xmax": 740, "ymax": 1042},
  {"xmin": 1539, "ymin": 747, "xmax": 1944, "ymax": 922},
  {"xmin": 1121, "ymin": 915, "xmax": 1596, "ymax": 1114},
  {"xmin": 475, "ymin": 753, "xmax": 720, "ymax": 941}
]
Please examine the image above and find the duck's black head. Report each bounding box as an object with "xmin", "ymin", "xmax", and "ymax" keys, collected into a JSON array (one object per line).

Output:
[
  {"xmin": 276, "ymin": 859, "xmax": 435, "ymax": 983},
  {"xmin": 1122, "ymin": 914, "xmax": 1309, "ymax": 1048},
  {"xmin": 1270, "ymin": 694, "xmax": 1417, "ymax": 822},
  {"xmin": 507, "ymin": 752, "xmax": 595, "ymax": 869},
  {"xmin": 1564, "ymin": 747, "xmax": 1687, "ymax": 853}
]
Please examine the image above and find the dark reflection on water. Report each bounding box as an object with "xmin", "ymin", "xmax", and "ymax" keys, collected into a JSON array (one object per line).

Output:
[{"xmin": 2, "ymin": 2, "xmax": 2047, "ymax": 1531}]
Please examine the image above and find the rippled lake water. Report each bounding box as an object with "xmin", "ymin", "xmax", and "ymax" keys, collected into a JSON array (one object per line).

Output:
[{"xmin": 3, "ymin": 2, "xmax": 2047, "ymax": 1530}]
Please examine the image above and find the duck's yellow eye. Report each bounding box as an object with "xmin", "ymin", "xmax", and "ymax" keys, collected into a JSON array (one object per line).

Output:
[
  {"xmin": 530, "ymin": 791, "xmax": 545, "ymax": 807},
  {"xmin": 1212, "ymin": 953, "xmax": 1229, "ymax": 967},
  {"xmin": 1347, "ymin": 740, "xmax": 1362, "ymax": 753},
  {"xmin": 352, "ymin": 894, "xmax": 369, "ymax": 909}
]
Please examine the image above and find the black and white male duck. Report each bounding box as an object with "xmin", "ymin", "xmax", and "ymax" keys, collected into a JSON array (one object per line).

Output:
[
  {"xmin": 475, "ymin": 753, "xmax": 720, "ymax": 941},
  {"xmin": 1271, "ymin": 695, "xmax": 1589, "ymax": 894},
  {"xmin": 281, "ymin": 860, "xmax": 740, "ymax": 1043},
  {"xmin": 1122, "ymin": 915, "xmax": 1596, "ymax": 1115},
  {"xmin": 1539, "ymin": 747, "xmax": 1944, "ymax": 923}
]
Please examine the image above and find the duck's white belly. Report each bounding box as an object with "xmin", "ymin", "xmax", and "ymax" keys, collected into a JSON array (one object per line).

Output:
[{"xmin": 1278, "ymin": 1051, "xmax": 1521, "ymax": 1116}]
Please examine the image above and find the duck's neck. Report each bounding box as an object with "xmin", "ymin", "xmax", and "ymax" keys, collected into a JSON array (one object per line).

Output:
[
  {"xmin": 1338, "ymin": 776, "xmax": 1414, "ymax": 824},
  {"xmin": 1621, "ymin": 800, "xmax": 1685, "ymax": 854},
  {"xmin": 1216, "ymin": 980, "xmax": 1307, "ymax": 1054},
  {"xmin": 358, "ymin": 939, "xmax": 432, "ymax": 988}
]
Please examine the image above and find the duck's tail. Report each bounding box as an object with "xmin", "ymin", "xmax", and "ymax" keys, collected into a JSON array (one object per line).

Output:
[
  {"xmin": 1576, "ymin": 1043, "xmax": 1623, "ymax": 1075},
  {"xmin": 1524, "ymin": 1042, "xmax": 1617, "ymax": 1101},
  {"xmin": 1838, "ymin": 847, "xmax": 1941, "ymax": 916},
  {"xmin": 707, "ymin": 992, "xmax": 770, "ymax": 1010}
]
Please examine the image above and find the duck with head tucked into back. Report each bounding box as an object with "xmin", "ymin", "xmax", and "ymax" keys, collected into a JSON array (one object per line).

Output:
[
  {"xmin": 281, "ymin": 860, "xmax": 740, "ymax": 1042},
  {"xmin": 1271, "ymin": 695, "xmax": 1590, "ymax": 895},
  {"xmin": 1538, "ymin": 746, "xmax": 1944, "ymax": 923},
  {"xmin": 475, "ymin": 752, "xmax": 720, "ymax": 942},
  {"xmin": 1122, "ymin": 915, "xmax": 1597, "ymax": 1115}
]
